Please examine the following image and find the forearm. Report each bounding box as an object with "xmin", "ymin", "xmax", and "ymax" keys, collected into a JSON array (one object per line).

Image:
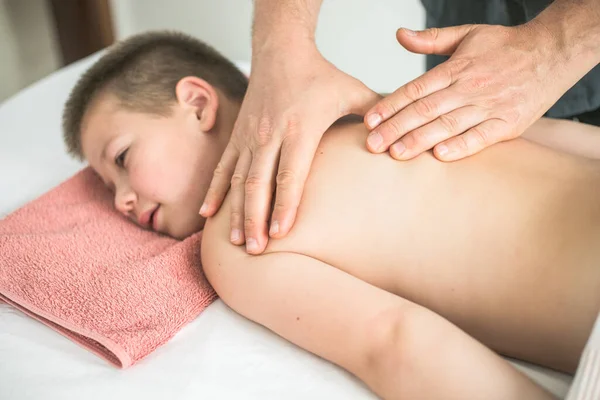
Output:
[
  {"xmin": 252, "ymin": 0, "xmax": 322, "ymax": 53},
  {"xmin": 379, "ymin": 309, "xmax": 555, "ymax": 400},
  {"xmin": 532, "ymin": 0, "xmax": 600, "ymax": 75}
]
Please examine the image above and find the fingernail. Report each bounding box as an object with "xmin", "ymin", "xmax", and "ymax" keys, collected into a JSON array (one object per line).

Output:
[
  {"xmin": 403, "ymin": 28, "xmax": 417, "ymax": 36},
  {"xmin": 436, "ymin": 144, "xmax": 449, "ymax": 156},
  {"xmin": 230, "ymin": 229, "xmax": 241, "ymax": 242},
  {"xmin": 199, "ymin": 203, "xmax": 208, "ymax": 215},
  {"xmin": 269, "ymin": 221, "xmax": 279, "ymax": 236},
  {"xmin": 246, "ymin": 238, "xmax": 258, "ymax": 253},
  {"xmin": 366, "ymin": 113, "xmax": 382, "ymax": 128},
  {"xmin": 367, "ymin": 132, "xmax": 383, "ymax": 151},
  {"xmin": 391, "ymin": 141, "xmax": 406, "ymax": 157}
]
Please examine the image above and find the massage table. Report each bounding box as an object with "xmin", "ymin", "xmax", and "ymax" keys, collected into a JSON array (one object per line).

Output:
[{"xmin": 0, "ymin": 52, "xmax": 573, "ymax": 399}]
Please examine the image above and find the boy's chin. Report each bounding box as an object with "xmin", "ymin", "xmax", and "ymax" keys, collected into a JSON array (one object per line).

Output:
[{"xmin": 166, "ymin": 219, "xmax": 205, "ymax": 240}]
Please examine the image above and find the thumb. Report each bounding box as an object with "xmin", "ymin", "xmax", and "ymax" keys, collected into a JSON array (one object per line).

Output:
[
  {"xmin": 344, "ymin": 79, "xmax": 383, "ymax": 116},
  {"xmin": 396, "ymin": 25, "xmax": 476, "ymax": 56}
]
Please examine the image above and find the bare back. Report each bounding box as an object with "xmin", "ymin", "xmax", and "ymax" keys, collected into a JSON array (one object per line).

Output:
[{"xmin": 259, "ymin": 120, "xmax": 600, "ymax": 372}]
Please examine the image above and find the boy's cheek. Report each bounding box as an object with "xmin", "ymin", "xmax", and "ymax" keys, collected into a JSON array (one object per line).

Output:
[{"xmin": 133, "ymin": 164, "xmax": 192, "ymax": 203}]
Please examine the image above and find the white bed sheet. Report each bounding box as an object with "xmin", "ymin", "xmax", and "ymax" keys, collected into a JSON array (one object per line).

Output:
[{"xmin": 0, "ymin": 53, "xmax": 573, "ymax": 399}]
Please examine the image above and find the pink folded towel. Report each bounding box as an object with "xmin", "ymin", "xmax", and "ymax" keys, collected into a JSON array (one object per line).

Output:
[{"xmin": 0, "ymin": 167, "xmax": 217, "ymax": 368}]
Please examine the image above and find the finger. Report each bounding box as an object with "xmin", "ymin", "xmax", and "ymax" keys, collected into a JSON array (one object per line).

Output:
[
  {"xmin": 368, "ymin": 86, "xmax": 461, "ymax": 153},
  {"xmin": 389, "ymin": 106, "xmax": 485, "ymax": 160},
  {"xmin": 244, "ymin": 142, "xmax": 281, "ymax": 255},
  {"xmin": 365, "ymin": 63, "xmax": 452, "ymax": 134},
  {"xmin": 396, "ymin": 25, "xmax": 476, "ymax": 56},
  {"xmin": 269, "ymin": 125, "xmax": 322, "ymax": 240},
  {"xmin": 229, "ymin": 149, "xmax": 252, "ymax": 245},
  {"xmin": 434, "ymin": 118, "xmax": 508, "ymax": 161},
  {"xmin": 200, "ymin": 143, "xmax": 238, "ymax": 217}
]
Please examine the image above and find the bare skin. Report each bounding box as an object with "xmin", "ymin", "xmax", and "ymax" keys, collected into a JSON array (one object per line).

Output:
[
  {"xmin": 367, "ymin": 0, "xmax": 600, "ymax": 160},
  {"xmin": 201, "ymin": 0, "xmax": 600, "ymax": 256},
  {"xmin": 201, "ymin": 118, "xmax": 600, "ymax": 399},
  {"xmin": 75, "ymin": 48, "xmax": 600, "ymax": 397}
]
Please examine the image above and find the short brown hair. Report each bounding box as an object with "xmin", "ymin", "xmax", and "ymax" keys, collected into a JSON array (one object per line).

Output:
[{"xmin": 62, "ymin": 30, "xmax": 248, "ymax": 159}]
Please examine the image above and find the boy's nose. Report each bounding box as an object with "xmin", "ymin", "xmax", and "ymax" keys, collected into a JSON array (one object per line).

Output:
[{"xmin": 114, "ymin": 187, "xmax": 137, "ymax": 216}]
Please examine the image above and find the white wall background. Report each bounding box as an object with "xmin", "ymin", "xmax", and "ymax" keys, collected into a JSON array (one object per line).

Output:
[
  {"xmin": 0, "ymin": 1, "xmax": 427, "ymax": 102},
  {"xmin": 0, "ymin": 0, "xmax": 60, "ymax": 103},
  {"xmin": 109, "ymin": 0, "xmax": 426, "ymax": 94}
]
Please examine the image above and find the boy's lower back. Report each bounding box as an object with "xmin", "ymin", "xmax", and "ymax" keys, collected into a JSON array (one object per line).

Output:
[{"xmin": 207, "ymin": 118, "xmax": 600, "ymax": 373}]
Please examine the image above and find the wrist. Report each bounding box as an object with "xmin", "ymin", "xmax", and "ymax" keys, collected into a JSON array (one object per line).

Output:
[
  {"xmin": 252, "ymin": 0, "xmax": 322, "ymax": 58},
  {"xmin": 518, "ymin": 3, "xmax": 600, "ymax": 102},
  {"xmin": 252, "ymin": 32, "xmax": 317, "ymax": 60},
  {"xmin": 529, "ymin": 0, "xmax": 600, "ymax": 63}
]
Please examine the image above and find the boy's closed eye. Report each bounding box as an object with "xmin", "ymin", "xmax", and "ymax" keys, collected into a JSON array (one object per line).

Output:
[{"xmin": 115, "ymin": 148, "xmax": 129, "ymax": 168}]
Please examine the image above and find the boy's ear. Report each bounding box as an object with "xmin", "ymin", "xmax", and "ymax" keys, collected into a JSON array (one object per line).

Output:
[{"xmin": 175, "ymin": 76, "xmax": 219, "ymax": 132}]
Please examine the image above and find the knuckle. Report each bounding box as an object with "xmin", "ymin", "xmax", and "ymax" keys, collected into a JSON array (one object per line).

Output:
[
  {"xmin": 465, "ymin": 75, "xmax": 493, "ymax": 93},
  {"xmin": 230, "ymin": 173, "xmax": 245, "ymax": 188},
  {"xmin": 446, "ymin": 57, "xmax": 470, "ymax": 74},
  {"xmin": 244, "ymin": 216, "xmax": 257, "ymax": 230},
  {"xmin": 404, "ymin": 80, "xmax": 427, "ymax": 101},
  {"xmin": 471, "ymin": 127, "xmax": 490, "ymax": 147},
  {"xmin": 244, "ymin": 175, "xmax": 265, "ymax": 193},
  {"xmin": 230, "ymin": 211, "xmax": 243, "ymax": 225},
  {"xmin": 272, "ymin": 200, "xmax": 286, "ymax": 214},
  {"xmin": 276, "ymin": 169, "xmax": 297, "ymax": 188},
  {"xmin": 256, "ymin": 116, "xmax": 274, "ymax": 146},
  {"xmin": 383, "ymin": 117, "xmax": 405, "ymax": 139},
  {"xmin": 400, "ymin": 134, "xmax": 417, "ymax": 150},
  {"xmin": 438, "ymin": 113, "xmax": 460, "ymax": 133},
  {"xmin": 454, "ymin": 134, "xmax": 470, "ymax": 152},
  {"xmin": 443, "ymin": 58, "xmax": 470, "ymax": 83},
  {"xmin": 281, "ymin": 114, "xmax": 303, "ymax": 139},
  {"xmin": 376, "ymin": 100, "xmax": 399, "ymax": 120},
  {"xmin": 212, "ymin": 161, "xmax": 228, "ymax": 179},
  {"xmin": 480, "ymin": 97, "xmax": 497, "ymax": 111},
  {"xmin": 425, "ymin": 27, "xmax": 440, "ymax": 41},
  {"xmin": 285, "ymin": 114, "xmax": 301, "ymax": 131},
  {"xmin": 407, "ymin": 129, "xmax": 429, "ymax": 148},
  {"xmin": 414, "ymin": 98, "xmax": 437, "ymax": 119}
]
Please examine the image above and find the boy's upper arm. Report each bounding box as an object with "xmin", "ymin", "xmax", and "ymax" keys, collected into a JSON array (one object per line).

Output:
[
  {"xmin": 200, "ymin": 196, "xmax": 406, "ymax": 375},
  {"xmin": 199, "ymin": 197, "xmax": 547, "ymax": 400}
]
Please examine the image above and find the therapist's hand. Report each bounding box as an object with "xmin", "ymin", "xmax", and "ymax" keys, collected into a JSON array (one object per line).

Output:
[
  {"xmin": 364, "ymin": 22, "xmax": 569, "ymax": 161},
  {"xmin": 200, "ymin": 41, "xmax": 380, "ymax": 254}
]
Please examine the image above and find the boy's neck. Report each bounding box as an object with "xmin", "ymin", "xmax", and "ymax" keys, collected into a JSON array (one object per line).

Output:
[{"xmin": 215, "ymin": 97, "xmax": 241, "ymax": 143}]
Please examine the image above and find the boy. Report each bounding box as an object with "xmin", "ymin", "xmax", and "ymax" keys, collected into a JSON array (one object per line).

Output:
[{"xmin": 63, "ymin": 31, "xmax": 600, "ymax": 399}]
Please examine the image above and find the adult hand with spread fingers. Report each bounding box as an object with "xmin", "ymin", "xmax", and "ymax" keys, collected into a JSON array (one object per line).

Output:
[
  {"xmin": 199, "ymin": 0, "xmax": 380, "ymax": 255},
  {"xmin": 200, "ymin": 0, "xmax": 600, "ymax": 255},
  {"xmin": 364, "ymin": 0, "xmax": 600, "ymax": 162}
]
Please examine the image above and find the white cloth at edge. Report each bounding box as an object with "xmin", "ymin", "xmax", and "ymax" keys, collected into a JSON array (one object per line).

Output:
[{"xmin": 566, "ymin": 312, "xmax": 600, "ymax": 400}]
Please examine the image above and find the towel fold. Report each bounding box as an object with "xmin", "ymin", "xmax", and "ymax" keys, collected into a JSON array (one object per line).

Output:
[{"xmin": 0, "ymin": 167, "xmax": 217, "ymax": 368}]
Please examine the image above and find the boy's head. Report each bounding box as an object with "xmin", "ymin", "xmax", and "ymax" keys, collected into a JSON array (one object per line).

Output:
[{"xmin": 63, "ymin": 31, "xmax": 247, "ymax": 239}]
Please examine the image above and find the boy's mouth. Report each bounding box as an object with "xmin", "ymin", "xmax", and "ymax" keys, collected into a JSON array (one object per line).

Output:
[
  {"xmin": 150, "ymin": 206, "xmax": 160, "ymax": 231},
  {"xmin": 139, "ymin": 205, "xmax": 160, "ymax": 231}
]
